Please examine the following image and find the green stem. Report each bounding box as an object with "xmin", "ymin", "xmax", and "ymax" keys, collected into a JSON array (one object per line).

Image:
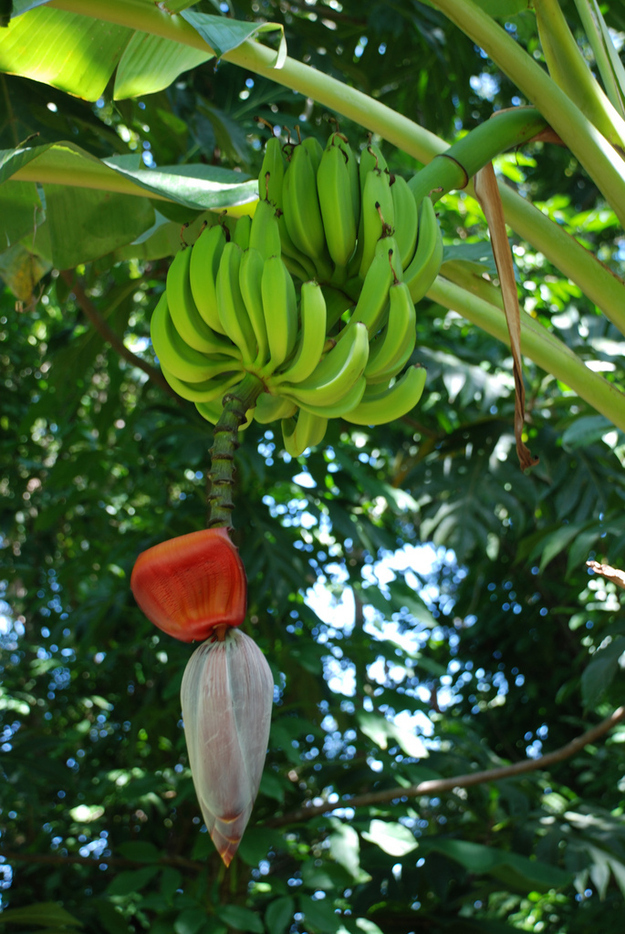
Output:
[
  {"xmin": 533, "ymin": 0, "xmax": 625, "ymax": 147},
  {"xmin": 407, "ymin": 108, "xmax": 548, "ymax": 203},
  {"xmin": 572, "ymin": 0, "xmax": 625, "ymax": 118},
  {"xmin": 47, "ymin": 1, "xmax": 625, "ymax": 328},
  {"xmin": 207, "ymin": 373, "xmax": 264, "ymax": 529},
  {"xmin": 428, "ymin": 276, "xmax": 625, "ymax": 431},
  {"xmin": 428, "ymin": 0, "xmax": 625, "ymax": 227}
]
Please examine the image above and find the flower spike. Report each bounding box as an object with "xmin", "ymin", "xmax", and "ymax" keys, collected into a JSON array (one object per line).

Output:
[{"xmin": 131, "ymin": 528, "xmax": 247, "ymax": 642}]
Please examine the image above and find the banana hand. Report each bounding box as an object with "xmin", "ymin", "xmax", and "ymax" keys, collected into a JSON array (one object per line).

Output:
[
  {"xmin": 343, "ymin": 365, "xmax": 427, "ymax": 425},
  {"xmin": 403, "ymin": 196, "xmax": 444, "ymax": 304},
  {"xmin": 279, "ymin": 321, "xmax": 369, "ymax": 409}
]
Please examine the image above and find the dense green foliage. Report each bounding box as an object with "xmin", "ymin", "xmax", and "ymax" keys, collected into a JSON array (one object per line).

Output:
[{"xmin": 2, "ymin": 1, "xmax": 625, "ymax": 932}]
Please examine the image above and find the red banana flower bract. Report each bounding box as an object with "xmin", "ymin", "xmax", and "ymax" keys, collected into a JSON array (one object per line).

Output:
[
  {"xmin": 181, "ymin": 629, "xmax": 274, "ymax": 866},
  {"xmin": 130, "ymin": 528, "xmax": 247, "ymax": 642}
]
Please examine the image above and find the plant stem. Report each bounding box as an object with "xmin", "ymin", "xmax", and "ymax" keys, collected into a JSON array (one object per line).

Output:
[
  {"xmin": 46, "ymin": 1, "xmax": 625, "ymax": 328},
  {"xmin": 428, "ymin": 276, "xmax": 625, "ymax": 431},
  {"xmin": 428, "ymin": 0, "xmax": 625, "ymax": 227},
  {"xmin": 208, "ymin": 373, "xmax": 264, "ymax": 529}
]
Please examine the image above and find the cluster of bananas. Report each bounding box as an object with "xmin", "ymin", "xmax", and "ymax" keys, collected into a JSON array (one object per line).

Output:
[{"xmin": 150, "ymin": 130, "xmax": 444, "ymax": 456}]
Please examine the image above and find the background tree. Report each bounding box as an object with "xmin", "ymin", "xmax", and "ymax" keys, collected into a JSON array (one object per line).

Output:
[{"xmin": 1, "ymin": 1, "xmax": 625, "ymax": 932}]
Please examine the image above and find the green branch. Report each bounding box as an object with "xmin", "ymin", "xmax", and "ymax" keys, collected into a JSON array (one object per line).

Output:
[{"xmin": 428, "ymin": 276, "xmax": 625, "ymax": 432}]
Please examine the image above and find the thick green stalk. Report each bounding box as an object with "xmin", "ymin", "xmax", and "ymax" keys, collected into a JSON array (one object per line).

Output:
[
  {"xmin": 428, "ymin": 0, "xmax": 625, "ymax": 227},
  {"xmin": 533, "ymin": 0, "xmax": 625, "ymax": 147},
  {"xmin": 428, "ymin": 276, "xmax": 625, "ymax": 431},
  {"xmin": 573, "ymin": 0, "xmax": 625, "ymax": 118},
  {"xmin": 46, "ymin": 1, "xmax": 625, "ymax": 329},
  {"xmin": 208, "ymin": 373, "xmax": 264, "ymax": 529}
]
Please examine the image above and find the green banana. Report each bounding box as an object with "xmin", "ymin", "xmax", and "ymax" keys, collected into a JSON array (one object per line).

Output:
[
  {"xmin": 273, "ymin": 279, "xmax": 327, "ymax": 384},
  {"xmin": 317, "ymin": 135, "xmax": 358, "ymax": 269},
  {"xmin": 167, "ymin": 247, "xmax": 236, "ymax": 355},
  {"xmin": 358, "ymin": 165, "xmax": 395, "ymax": 280},
  {"xmin": 281, "ymin": 409, "xmax": 328, "ymax": 457},
  {"xmin": 150, "ymin": 291, "xmax": 239, "ymax": 383},
  {"xmin": 391, "ymin": 173, "xmax": 419, "ymax": 271},
  {"xmin": 216, "ymin": 241, "xmax": 258, "ymax": 365},
  {"xmin": 253, "ymin": 393, "xmax": 297, "ymax": 424},
  {"xmin": 343, "ymin": 365, "xmax": 427, "ymax": 425},
  {"xmin": 232, "ymin": 214, "xmax": 252, "ymax": 250},
  {"xmin": 162, "ymin": 366, "xmax": 243, "ymax": 403},
  {"xmin": 239, "ymin": 247, "xmax": 271, "ymax": 368},
  {"xmin": 189, "ymin": 223, "xmax": 228, "ymax": 334},
  {"xmin": 346, "ymin": 238, "xmax": 397, "ymax": 337},
  {"xmin": 248, "ymin": 197, "xmax": 282, "ymax": 260},
  {"xmin": 403, "ymin": 195, "xmax": 444, "ymax": 304},
  {"xmin": 364, "ymin": 278, "xmax": 416, "ymax": 384},
  {"xmin": 301, "ymin": 135, "xmax": 324, "ymax": 173},
  {"xmin": 261, "ymin": 254, "xmax": 298, "ymax": 371},
  {"xmin": 259, "ymin": 136, "xmax": 285, "ymax": 204},
  {"xmin": 196, "ymin": 397, "xmax": 255, "ymax": 428},
  {"xmin": 279, "ymin": 321, "xmax": 369, "ymax": 409},
  {"xmin": 292, "ymin": 374, "xmax": 367, "ymax": 419},
  {"xmin": 282, "ymin": 142, "xmax": 333, "ymax": 280}
]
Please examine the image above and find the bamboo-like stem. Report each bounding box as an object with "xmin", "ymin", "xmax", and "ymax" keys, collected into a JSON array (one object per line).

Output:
[
  {"xmin": 428, "ymin": 0, "xmax": 625, "ymax": 227},
  {"xmin": 44, "ymin": 0, "xmax": 625, "ymax": 332},
  {"xmin": 572, "ymin": 0, "xmax": 625, "ymax": 118},
  {"xmin": 207, "ymin": 373, "xmax": 264, "ymax": 529},
  {"xmin": 267, "ymin": 706, "xmax": 625, "ymax": 826},
  {"xmin": 427, "ymin": 276, "xmax": 625, "ymax": 431}
]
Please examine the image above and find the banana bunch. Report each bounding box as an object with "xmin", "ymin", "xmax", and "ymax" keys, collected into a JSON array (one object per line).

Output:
[{"xmin": 150, "ymin": 128, "xmax": 444, "ymax": 457}]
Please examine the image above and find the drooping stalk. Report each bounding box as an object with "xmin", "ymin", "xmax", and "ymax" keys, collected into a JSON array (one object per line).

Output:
[
  {"xmin": 427, "ymin": 276, "xmax": 625, "ymax": 432},
  {"xmin": 45, "ymin": 0, "xmax": 625, "ymax": 329},
  {"xmin": 207, "ymin": 373, "xmax": 264, "ymax": 529}
]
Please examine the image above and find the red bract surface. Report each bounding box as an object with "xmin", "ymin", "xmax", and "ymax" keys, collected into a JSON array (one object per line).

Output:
[
  {"xmin": 181, "ymin": 629, "xmax": 274, "ymax": 866},
  {"xmin": 130, "ymin": 528, "xmax": 247, "ymax": 642}
]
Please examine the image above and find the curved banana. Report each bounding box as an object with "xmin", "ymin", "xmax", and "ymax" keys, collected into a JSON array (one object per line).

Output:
[
  {"xmin": 346, "ymin": 239, "xmax": 397, "ymax": 337},
  {"xmin": 150, "ymin": 291, "xmax": 239, "ymax": 383},
  {"xmin": 162, "ymin": 366, "xmax": 243, "ymax": 403},
  {"xmin": 233, "ymin": 214, "xmax": 252, "ymax": 250},
  {"xmin": 281, "ymin": 409, "xmax": 328, "ymax": 457},
  {"xmin": 239, "ymin": 247, "xmax": 270, "ymax": 368},
  {"xmin": 403, "ymin": 196, "xmax": 444, "ymax": 304},
  {"xmin": 253, "ymin": 392, "xmax": 297, "ymax": 424},
  {"xmin": 358, "ymin": 166, "xmax": 395, "ymax": 280},
  {"xmin": 290, "ymin": 374, "xmax": 367, "ymax": 419},
  {"xmin": 279, "ymin": 321, "xmax": 369, "ymax": 409},
  {"xmin": 342, "ymin": 365, "xmax": 427, "ymax": 425},
  {"xmin": 317, "ymin": 136, "xmax": 358, "ymax": 269},
  {"xmin": 189, "ymin": 223, "xmax": 228, "ymax": 334},
  {"xmin": 358, "ymin": 143, "xmax": 389, "ymax": 198},
  {"xmin": 167, "ymin": 247, "xmax": 236, "ymax": 355},
  {"xmin": 364, "ymin": 279, "xmax": 416, "ymax": 384},
  {"xmin": 248, "ymin": 197, "xmax": 282, "ymax": 261},
  {"xmin": 302, "ymin": 135, "xmax": 324, "ymax": 173},
  {"xmin": 261, "ymin": 254, "xmax": 298, "ymax": 371},
  {"xmin": 391, "ymin": 173, "xmax": 419, "ymax": 271},
  {"xmin": 282, "ymin": 143, "xmax": 333, "ymax": 281},
  {"xmin": 259, "ymin": 136, "xmax": 285, "ymax": 204},
  {"xmin": 273, "ymin": 280, "xmax": 327, "ymax": 384},
  {"xmin": 216, "ymin": 241, "xmax": 258, "ymax": 365}
]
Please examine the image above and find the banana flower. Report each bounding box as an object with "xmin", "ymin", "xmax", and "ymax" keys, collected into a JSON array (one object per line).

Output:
[
  {"xmin": 181, "ymin": 628, "xmax": 274, "ymax": 866},
  {"xmin": 130, "ymin": 528, "xmax": 246, "ymax": 642}
]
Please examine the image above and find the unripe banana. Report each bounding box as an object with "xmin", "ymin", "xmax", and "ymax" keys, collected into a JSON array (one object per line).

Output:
[
  {"xmin": 279, "ymin": 321, "xmax": 369, "ymax": 409},
  {"xmin": 196, "ymin": 397, "xmax": 254, "ymax": 429},
  {"xmin": 150, "ymin": 292, "xmax": 240, "ymax": 383},
  {"xmin": 342, "ymin": 365, "xmax": 427, "ymax": 425},
  {"xmin": 358, "ymin": 166, "xmax": 395, "ymax": 280},
  {"xmin": 232, "ymin": 214, "xmax": 252, "ymax": 250},
  {"xmin": 292, "ymin": 374, "xmax": 367, "ymax": 419},
  {"xmin": 248, "ymin": 198, "xmax": 282, "ymax": 261},
  {"xmin": 189, "ymin": 223, "xmax": 229, "ymax": 334},
  {"xmin": 301, "ymin": 135, "xmax": 324, "ymax": 173},
  {"xmin": 162, "ymin": 366, "xmax": 243, "ymax": 403},
  {"xmin": 403, "ymin": 196, "xmax": 444, "ymax": 304},
  {"xmin": 345, "ymin": 238, "xmax": 397, "ymax": 337},
  {"xmin": 281, "ymin": 409, "xmax": 328, "ymax": 457},
  {"xmin": 239, "ymin": 247, "xmax": 270, "ymax": 368},
  {"xmin": 317, "ymin": 136, "xmax": 358, "ymax": 269},
  {"xmin": 253, "ymin": 393, "xmax": 297, "ymax": 424},
  {"xmin": 282, "ymin": 142, "xmax": 333, "ymax": 281},
  {"xmin": 391, "ymin": 173, "xmax": 419, "ymax": 270},
  {"xmin": 216, "ymin": 242, "xmax": 258, "ymax": 365},
  {"xmin": 261, "ymin": 255, "xmax": 298, "ymax": 370},
  {"xmin": 259, "ymin": 136, "xmax": 285, "ymax": 204},
  {"xmin": 167, "ymin": 247, "xmax": 236, "ymax": 355},
  {"xmin": 364, "ymin": 278, "xmax": 416, "ymax": 384},
  {"xmin": 273, "ymin": 280, "xmax": 327, "ymax": 384}
]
